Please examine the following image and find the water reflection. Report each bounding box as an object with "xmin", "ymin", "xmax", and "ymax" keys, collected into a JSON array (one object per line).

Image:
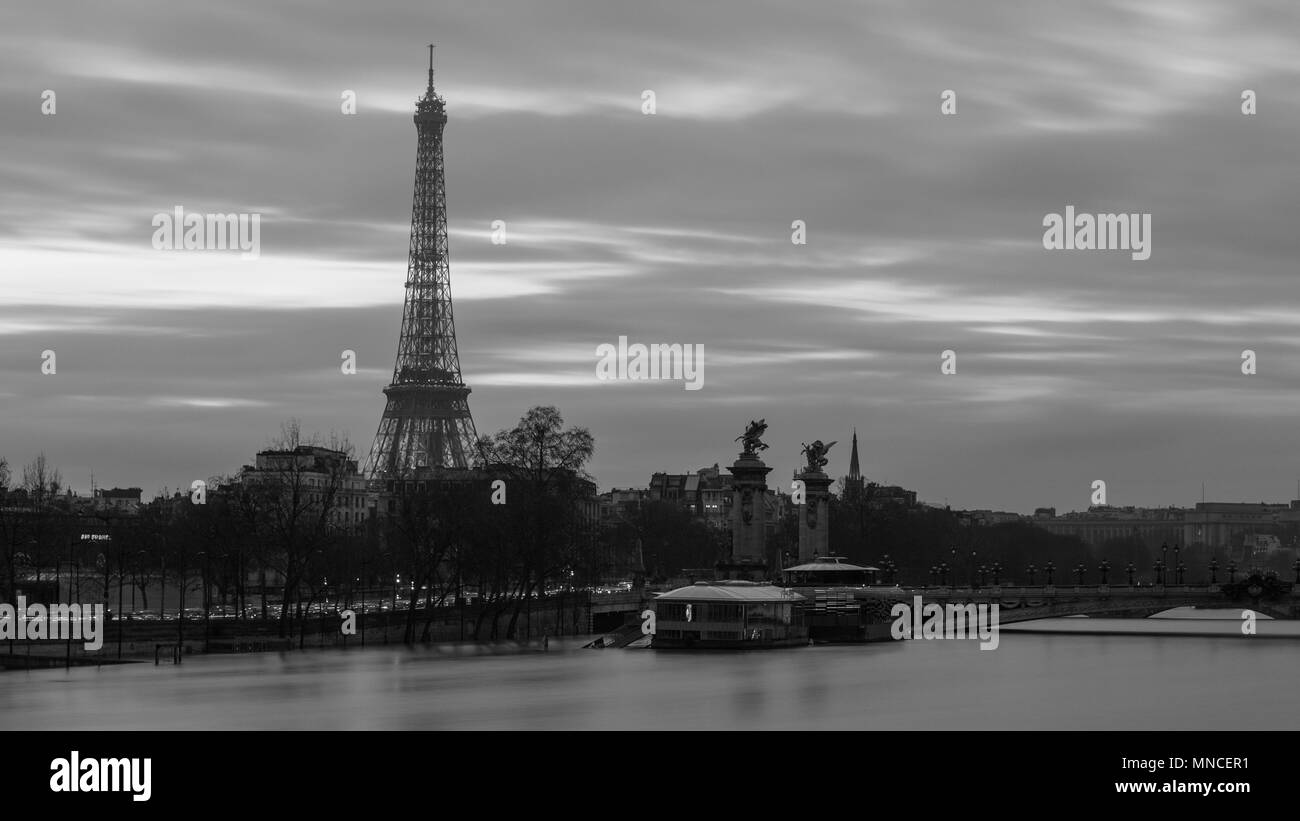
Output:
[{"xmin": 1, "ymin": 613, "xmax": 1298, "ymax": 730}]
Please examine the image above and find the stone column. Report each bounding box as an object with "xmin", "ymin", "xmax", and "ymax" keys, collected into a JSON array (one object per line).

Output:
[
  {"xmin": 797, "ymin": 469, "xmax": 832, "ymax": 563},
  {"xmin": 727, "ymin": 451, "xmax": 772, "ymax": 564}
]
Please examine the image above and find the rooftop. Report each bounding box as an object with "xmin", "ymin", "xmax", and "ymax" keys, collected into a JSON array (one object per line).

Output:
[
  {"xmin": 655, "ymin": 581, "xmax": 805, "ymax": 602},
  {"xmin": 783, "ymin": 556, "xmax": 879, "ymax": 572}
]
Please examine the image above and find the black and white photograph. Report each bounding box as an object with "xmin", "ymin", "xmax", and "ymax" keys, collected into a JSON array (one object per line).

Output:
[{"xmin": 1, "ymin": 0, "xmax": 1296, "ymax": 804}]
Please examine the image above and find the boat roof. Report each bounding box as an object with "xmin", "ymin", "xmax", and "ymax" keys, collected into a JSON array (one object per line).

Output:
[
  {"xmin": 655, "ymin": 581, "xmax": 805, "ymax": 602},
  {"xmin": 783, "ymin": 556, "xmax": 879, "ymax": 572}
]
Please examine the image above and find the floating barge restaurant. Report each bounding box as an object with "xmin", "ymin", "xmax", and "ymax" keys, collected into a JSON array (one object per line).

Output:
[
  {"xmin": 651, "ymin": 581, "xmax": 807, "ymax": 649},
  {"xmin": 782, "ymin": 556, "xmax": 897, "ymax": 643}
]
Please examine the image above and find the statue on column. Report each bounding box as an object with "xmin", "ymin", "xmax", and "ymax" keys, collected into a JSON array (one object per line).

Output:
[
  {"xmin": 736, "ymin": 419, "xmax": 769, "ymax": 456},
  {"xmin": 800, "ymin": 439, "xmax": 836, "ymax": 473}
]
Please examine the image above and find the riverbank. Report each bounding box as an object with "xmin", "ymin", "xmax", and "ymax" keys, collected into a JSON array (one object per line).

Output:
[{"xmin": 0, "ymin": 613, "xmax": 589, "ymax": 671}]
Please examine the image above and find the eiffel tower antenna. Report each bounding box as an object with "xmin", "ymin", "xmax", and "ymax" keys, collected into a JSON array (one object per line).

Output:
[{"xmin": 365, "ymin": 50, "xmax": 478, "ymax": 480}]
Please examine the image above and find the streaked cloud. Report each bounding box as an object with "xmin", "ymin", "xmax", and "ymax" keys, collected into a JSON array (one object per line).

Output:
[{"xmin": 3, "ymin": 0, "xmax": 1300, "ymax": 512}]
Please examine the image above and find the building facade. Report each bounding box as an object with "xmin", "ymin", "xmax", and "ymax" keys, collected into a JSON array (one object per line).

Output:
[{"xmin": 1035, "ymin": 502, "xmax": 1300, "ymax": 556}]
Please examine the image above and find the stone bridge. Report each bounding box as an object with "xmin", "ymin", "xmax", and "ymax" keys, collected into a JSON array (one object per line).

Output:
[
  {"xmin": 887, "ymin": 577, "xmax": 1300, "ymax": 623},
  {"xmin": 585, "ymin": 575, "xmax": 1300, "ymax": 632}
]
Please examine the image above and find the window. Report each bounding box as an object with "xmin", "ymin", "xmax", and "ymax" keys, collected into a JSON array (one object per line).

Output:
[
  {"xmin": 704, "ymin": 603, "xmax": 743, "ymax": 623},
  {"xmin": 657, "ymin": 602, "xmax": 688, "ymax": 621}
]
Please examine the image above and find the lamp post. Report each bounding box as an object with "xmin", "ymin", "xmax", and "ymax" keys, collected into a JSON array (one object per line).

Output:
[
  {"xmin": 940, "ymin": 562, "xmax": 950, "ymax": 586},
  {"xmin": 175, "ymin": 537, "xmax": 184, "ymax": 656},
  {"xmin": 969, "ymin": 550, "xmax": 977, "ymax": 588},
  {"xmin": 1209, "ymin": 558, "xmax": 1219, "ymax": 585},
  {"xmin": 160, "ymin": 549, "xmax": 166, "ymax": 621},
  {"xmin": 1160, "ymin": 542, "xmax": 1168, "ymax": 571},
  {"xmin": 1045, "ymin": 561, "xmax": 1055, "ymax": 586},
  {"xmin": 456, "ymin": 549, "xmax": 465, "ymax": 642},
  {"xmin": 117, "ymin": 539, "xmax": 125, "ymax": 660},
  {"xmin": 196, "ymin": 550, "xmax": 211, "ymax": 649},
  {"xmin": 977, "ymin": 564, "xmax": 987, "ymax": 588},
  {"xmin": 1176, "ymin": 561, "xmax": 1186, "ymax": 585},
  {"xmin": 1228, "ymin": 560, "xmax": 1237, "ymax": 584},
  {"xmin": 97, "ymin": 548, "xmax": 109, "ymax": 639},
  {"xmin": 1292, "ymin": 557, "xmax": 1300, "ymax": 585},
  {"xmin": 234, "ymin": 541, "xmax": 244, "ymax": 623},
  {"xmin": 1099, "ymin": 560, "xmax": 1110, "ymax": 585},
  {"xmin": 64, "ymin": 533, "xmax": 77, "ymax": 669},
  {"xmin": 134, "ymin": 549, "xmax": 149, "ymax": 616},
  {"xmin": 990, "ymin": 561, "xmax": 1002, "ymax": 586},
  {"xmin": 1074, "ymin": 563, "xmax": 1085, "ymax": 585},
  {"xmin": 1027, "ymin": 564, "xmax": 1037, "ymax": 585},
  {"xmin": 359, "ymin": 552, "xmax": 367, "ymax": 647},
  {"xmin": 388, "ymin": 564, "xmax": 398, "ymax": 645},
  {"xmin": 1126, "ymin": 562, "xmax": 1135, "ymax": 586},
  {"xmin": 929, "ymin": 565, "xmax": 937, "ymax": 586}
]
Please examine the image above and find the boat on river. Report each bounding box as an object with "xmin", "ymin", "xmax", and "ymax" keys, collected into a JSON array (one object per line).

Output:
[{"xmin": 649, "ymin": 581, "xmax": 807, "ymax": 649}]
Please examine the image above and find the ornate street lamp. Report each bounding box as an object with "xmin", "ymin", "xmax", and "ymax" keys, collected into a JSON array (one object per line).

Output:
[
  {"xmin": 1074, "ymin": 563, "xmax": 1085, "ymax": 585},
  {"xmin": 1126, "ymin": 562, "xmax": 1135, "ymax": 586},
  {"xmin": 1027, "ymin": 563, "xmax": 1037, "ymax": 585},
  {"xmin": 1099, "ymin": 560, "xmax": 1110, "ymax": 585},
  {"xmin": 929, "ymin": 565, "xmax": 938, "ymax": 586},
  {"xmin": 1209, "ymin": 558, "xmax": 1219, "ymax": 585},
  {"xmin": 1228, "ymin": 560, "xmax": 1237, "ymax": 584},
  {"xmin": 1045, "ymin": 561, "xmax": 1056, "ymax": 586},
  {"xmin": 977, "ymin": 564, "xmax": 987, "ymax": 587},
  {"xmin": 1176, "ymin": 561, "xmax": 1186, "ymax": 585},
  {"xmin": 940, "ymin": 562, "xmax": 950, "ymax": 586},
  {"xmin": 990, "ymin": 561, "xmax": 1002, "ymax": 586}
]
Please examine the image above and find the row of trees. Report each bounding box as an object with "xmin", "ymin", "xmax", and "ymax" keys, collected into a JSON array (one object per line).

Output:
[
  {"xmin": 826, "ymin": 485, "xmax": 1297, "ymax": 586},
  {"xmin": 0, "ymin": 406, "xmax": 612, "ymax": 644},
  {"xmin": 0, "ymin": 453, "xmax": 74, "ymax": 604}
]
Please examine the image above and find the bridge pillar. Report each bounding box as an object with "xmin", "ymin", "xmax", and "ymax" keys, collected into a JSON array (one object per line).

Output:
[
  {"xmin": 728, "ymin": 450, "xmax": 771, "ymax": 565},
  {"xmin": 796, "ymin": 469, "xmax": 832, "ymax": 563}
]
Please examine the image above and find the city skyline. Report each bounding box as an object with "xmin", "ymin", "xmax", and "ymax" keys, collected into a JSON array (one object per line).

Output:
[{"xmin": 5, "ymin": 1, "xmax": 1300, "ymax": 513}]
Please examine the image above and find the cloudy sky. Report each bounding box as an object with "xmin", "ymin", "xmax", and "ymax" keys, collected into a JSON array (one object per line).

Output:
[{"xmin": 4, "ymin": 0, "xmax": 1300, "ymax": 512}]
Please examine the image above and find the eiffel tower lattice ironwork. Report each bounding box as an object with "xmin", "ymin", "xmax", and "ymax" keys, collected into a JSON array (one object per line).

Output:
[{"xmin": 366, "ymin": 46, "xmax": 479, "ymax": 479}]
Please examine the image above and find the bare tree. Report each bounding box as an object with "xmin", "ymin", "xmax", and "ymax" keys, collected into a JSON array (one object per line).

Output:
[
  {"xmin": 238, "ymin": 420, "xmax": 356, "ymax": 638},
  {"xmin": 21, "ymin": 453, "xmax": 64, "ymax": 593},
  {"xmin": 0, "ymin": 456, "xmax": 18, "ymax": 601}
]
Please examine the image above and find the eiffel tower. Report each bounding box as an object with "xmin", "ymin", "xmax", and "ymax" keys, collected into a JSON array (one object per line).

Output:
[{"xmin": 365, "ymin": 47, "xmax": 479, "ymax": 480}]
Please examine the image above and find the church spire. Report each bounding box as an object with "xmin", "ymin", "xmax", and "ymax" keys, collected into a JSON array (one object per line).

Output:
[{"xmin": 849, "ymin": 428, "xmax": 861, "ymax": 480}]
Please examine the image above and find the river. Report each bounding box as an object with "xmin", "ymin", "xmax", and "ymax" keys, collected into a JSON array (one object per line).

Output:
[{"xmin": 1, "ymin": 609, "xmax": 1296, "ymax": 730}]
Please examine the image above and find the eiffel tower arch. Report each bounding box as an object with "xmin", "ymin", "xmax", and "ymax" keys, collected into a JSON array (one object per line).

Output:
[{"xmin": 366, "ymin": 48, "xmax": 480, "ymax": 480}]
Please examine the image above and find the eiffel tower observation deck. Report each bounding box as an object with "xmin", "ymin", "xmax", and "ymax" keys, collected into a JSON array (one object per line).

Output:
[{"xmin": 365, "ymin": 47, "xmax": 479, "ymax": 480}]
